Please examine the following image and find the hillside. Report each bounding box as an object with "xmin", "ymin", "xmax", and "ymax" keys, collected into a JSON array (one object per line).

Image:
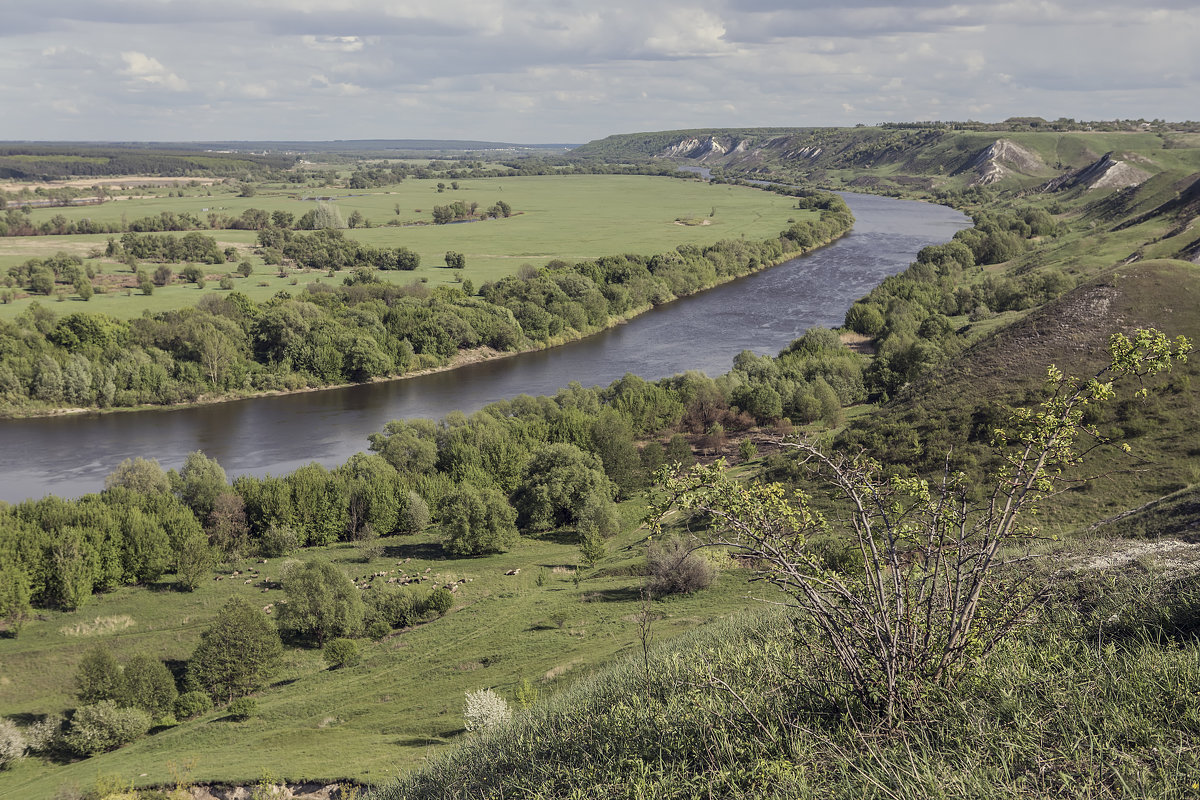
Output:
[
  {"xmin": 373, "ymin": 129, "xmax": 1200, "ymax": 798},
  {"xmin": 572, "ymin": 124, "xmax": 1200, "ymax": 199}
]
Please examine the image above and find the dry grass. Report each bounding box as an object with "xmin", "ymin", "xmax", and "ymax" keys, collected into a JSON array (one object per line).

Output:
[{"xmin": 58, "ymin": 615, "xmax": 135, "ymax": 637}]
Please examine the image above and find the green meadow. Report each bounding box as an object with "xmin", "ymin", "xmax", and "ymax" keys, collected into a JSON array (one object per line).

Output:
[
  {"xmin": 0, "ymin": 175, "xmax": 802, "ymax": 321},
  {"xmin": 0, "ymin": 493, "xmax": 759, "ymax": 798}
]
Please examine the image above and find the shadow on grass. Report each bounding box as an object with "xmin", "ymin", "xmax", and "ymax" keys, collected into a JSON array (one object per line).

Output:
[
  {"xmin": 383, "ymin": 540, "xmax": 445, "ymax": 561},
  {"xmin": 578, "ymin": 587, "xmax": 643, "ymax": 603},
  {"xmin": 530, "ymin": 529, "xmax": 580, "ymax": 546}
]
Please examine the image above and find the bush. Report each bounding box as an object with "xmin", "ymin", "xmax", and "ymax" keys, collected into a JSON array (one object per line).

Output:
[
  {"xmin": 64, "ymin": 701, "xmax": 151, "ymax": 756},
  {"xmin": 174, "ymin": 691, "xmax": 213, "ymax": 720},
  {"xmin": 425, "ymin": 587, "xmax": 454, "ymax": 617},
  {"xmin": 259, "ymin": 523, "xmax": 302, "ymax": 557},
  {"xmin": 0, "ymin": 719, "xmax": 25, "ymax": 770},
  {"xmin": 366, "ymin": 619, "xmax": 391, "ymax": 641},
  {"xmin": 323, "ymin": 638, "xmax": 361, "ymax": 669},
  {"xmin": 368, "ymin": 586, "xmax": 420, "ymax": 629},
  {"xmin": 646, "ymin": 536, "xmax": 716, "ymax": 596},
  {"xmin": 463, "ymin": 689, "xmax": 511, "ymax": 733},
  {"xmin": 227, "ymin": 697, "xmax": 256, "ymax": 721},
  {"xmin": 23, "ymin": 714, "xmax": 63, "ymax": 754}
]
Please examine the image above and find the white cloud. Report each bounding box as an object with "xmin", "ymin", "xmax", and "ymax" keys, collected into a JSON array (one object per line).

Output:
[{"xmin": 120, "ymin": 51, "xmax": 189, "ymax": 91}]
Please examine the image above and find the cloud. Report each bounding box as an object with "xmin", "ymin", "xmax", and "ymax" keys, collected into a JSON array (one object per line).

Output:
[
  {"xmin": 120, "ymin": 51, "xmax": 189, "ymax": 91},
  {"xmin": 0, "ymin": 1, "xmax": 1195, "ymax": 140}
]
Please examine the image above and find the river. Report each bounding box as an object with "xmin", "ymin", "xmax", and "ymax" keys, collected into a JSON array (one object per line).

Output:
[{"xmin": 0, "ymin": 192, "xmax": 969, "ymax": 502}]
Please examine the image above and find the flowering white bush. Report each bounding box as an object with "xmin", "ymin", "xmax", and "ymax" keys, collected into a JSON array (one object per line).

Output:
[
  {"xmin": 463, "ymin": 688, "xmax": 511, "ymax": 733},
  {"xmin": 0, "ymin": 719, "xmax": 25, "ymax": 770}
]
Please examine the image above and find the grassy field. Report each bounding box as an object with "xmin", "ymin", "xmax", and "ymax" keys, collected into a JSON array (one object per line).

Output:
[
  {"xmin": 1, "ymin": 175, "xmax": 804, "ymax": 321},
  {"xmin": 0, "ymin": 492, "xmax": 761, "ymax": 798}
]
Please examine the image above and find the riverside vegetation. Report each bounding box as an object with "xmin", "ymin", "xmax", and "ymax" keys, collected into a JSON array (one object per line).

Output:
[{"xmin": 2, "ymin": 125, "xmax": 1200, "ymax": 798}]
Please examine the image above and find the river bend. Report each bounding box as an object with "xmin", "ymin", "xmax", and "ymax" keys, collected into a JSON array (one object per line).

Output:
[{"xmin": 0, "ymin": 192, "xmax": 969, "ymax": 501}]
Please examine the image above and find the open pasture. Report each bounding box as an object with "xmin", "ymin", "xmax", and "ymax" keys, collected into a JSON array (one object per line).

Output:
[{"xmin": 1, "ymin": 175, "xmax": 804, "ymax": 321}]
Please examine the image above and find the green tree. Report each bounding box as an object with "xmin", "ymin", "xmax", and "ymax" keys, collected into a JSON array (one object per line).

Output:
[
  {"xmin": 512, "ymin": 443, "xmax": 616, "ymax": 532},
  {"xmin": 425, "ymin": 586, "xmax": 454, "ymax": 617},
  {"xmin": 120, "ymin": 654, "xmax": 178, "ymax": 721},
  {"xmin": 75, "ymin": 645, "xmax": 124, "ymax": 705},
  {"xmin": 440, "ymin": 484, "xmax": 519, "ymax": 556},
  {"xmin": 323, "ymin": 638, "xmax": 361, "ymax": 669},
  {"xmin": 174, "ymin": 450, "xmax": 228, "ymax": 519},
  {"xmin": 396, "ymin": 491, "xmax": 431, "ymax": 535},
  {"xmin": 664, "ymin": 434, "xmax": 695, "ymax": 468},
  {"xmin": 339, "ymin": 453, "xmax": 400, "ymax": 539},
  {"xmin": 0, "ymin": 563, "xmax": 31, "ymax": 636},
  {"xmin": 104, "ymin": 457, "xmax": 170, "ymax": 495},
  {"xmin": 444, "ymin": 251, "xmax": 466, "ymax": 269},
  {"xmin": 590, "ymin": 409, "xmax": 642, "ymax": 498},
  {"xmin": 187, "ymin": 597, "xmax": 282, "ymax": 702},
  {"xmin": 276, "ymin": 560, "xmax": 365, "ymax": 646}
]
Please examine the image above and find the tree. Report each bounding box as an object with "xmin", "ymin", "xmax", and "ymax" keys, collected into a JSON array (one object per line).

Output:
[
  {"xmin": 174, "ymin": 450, "xmax": 228, "ymax": 519},
  {"xmin": 105, "ymin": 457, "xmax": 170, "ymax": 495},
  {"xmin": 651, "ymin": 329, "xmax": 1191, "ymax": 723},
  {"xmin": 0, "ymin": 719, "xmax": 25, "ymax": 770},
  {"xmin": 276, "ymin": 560, "xmax": 364, "ymax": 646},
  {"xmin": 444, "ymin": 251, "xmax": 466, "ymax": 269},
  {"xmin": 646, "ymin": 535, "xmax": 716, "ymax": 596},
  {"xmin": 175, "ymin": 528, "xmax": 214, "ymax": 590},
  {"xmin": 425, "ymin": 586, "xmax": 454, "ymax": 617},
  {"xmin": 664, "ymin": 434, "xmax": 695, "ymax": 468},
  {"xmin": 75, "ymin": 645, "xmax": 124, "ymax": 705},
  {"xmin": 590, "ymin": 409, "xmax": 642, "ymax": 498},
  {"xmin": 512, "ymin": 443, "xmax": 616, "ymax": 532},
  {"xmin": 120, "ymin": 654, "xmax": 177, "ymax": 721},
  {"xmin": 441, "ymin": 484, "xmax": 519, "ymax": 556},
  {"xmin": 187, "ymin": 597, "xmax": 282, "ymax": 702},
  {"xmin": 579, "ymin": 527, "xmax": 606, "ymax": 569},
  {"xmin": 396, "ymin": 491, "xmax": 431, "ymax": 535},
  {"xmin": 207, "ymin": 491, "xmax": 249, "ymax": 558},
  {"xmin": 0, "ymin": 563, "xmax": 31, "ymax": 636},
  {"xmin": 339, "ymin": 453, "xmax": 400, "ymax": 539}
]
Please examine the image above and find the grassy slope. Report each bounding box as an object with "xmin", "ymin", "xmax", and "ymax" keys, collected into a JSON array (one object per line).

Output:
[
  {"xmin": 0, "ymin": 175, "xmax": 804, "ymax": 322},
  {"xmin": 0, "ymin": 498, "xmax": 761, "ymax": 798}
]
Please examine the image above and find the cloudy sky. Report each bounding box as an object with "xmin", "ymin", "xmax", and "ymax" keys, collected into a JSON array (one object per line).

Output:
[{"xmin": 3, "ymin": 1, "xmax": 1197, "ymax": 144}]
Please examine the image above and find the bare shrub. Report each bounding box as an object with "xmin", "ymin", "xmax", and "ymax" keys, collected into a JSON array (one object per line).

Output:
[{"xmin": 646, "ymin": 535, "xmax": 716, "ymax": 596}]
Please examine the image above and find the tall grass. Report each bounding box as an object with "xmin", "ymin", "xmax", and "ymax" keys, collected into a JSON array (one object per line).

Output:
[{"xmin": 380, "ymin": 593, "xmax": 1200, "ymax": 800}]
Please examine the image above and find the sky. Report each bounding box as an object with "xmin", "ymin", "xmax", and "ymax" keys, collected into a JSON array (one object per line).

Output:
[{"xmin": 3, "ymin": 1, "xmax": 1197, "ymax": 144}]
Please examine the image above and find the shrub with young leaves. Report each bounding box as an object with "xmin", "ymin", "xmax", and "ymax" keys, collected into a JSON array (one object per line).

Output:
[
  {"xmin": 174, "ymin": 691, "xmax": 213, "ymax": 720},
  {"xmin": 463, "ymin": 689, "xmax": 511, "ymax": 733},
  {"xmin": 323, "ymin": 638, "xmax": 361, "ymax": 669},
  {"xmin": 227, "ymin": 697, "xmax": 256, "ymax": 721},
  {"xmin": 64, "ymin": 701, "xmax": 151, "ymax": 756},
  {"xmin": 651, "ymin": 328, "xmax": 1191, "ymax": 723}
]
